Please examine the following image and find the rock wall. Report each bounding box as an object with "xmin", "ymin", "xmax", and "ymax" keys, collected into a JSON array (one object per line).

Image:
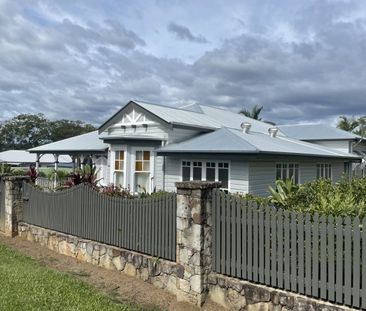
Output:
[
  {"xmin": 208, "ymin": 273, "xmax": 355, "ymax": 311},
  {"xmin": 18, "ymin": 223, "xmax": 179, "ymax": 294}
]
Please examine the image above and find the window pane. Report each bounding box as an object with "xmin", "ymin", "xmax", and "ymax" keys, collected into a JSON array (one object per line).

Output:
[
  {"xmin": 136, "ymin": 151, "xmax": 143, "ymax": 160},
  {"xmin": 294, "ymin": 165, "xmax": 299, "ymax": 184},
  {"xmin": 143, "ymin": 162, "xmax": 150, "ymax": 171},
  {"xmin": 135, "ymin": 161, "xmax": 143, "ymax": 171},
  {"xmin": 282, "ymin": 164, "xmax": 287, "ymax": 180},
  {"xmin": 135, "ymin": 172, "xmax": 149, "ymax": 193},
  {"xmin": 206, "ymin": 167, "xmax": 215, "ymax": 181},
  {"xmin": 115, "ymin": 161, "xmax": 120, "ymax": 170},
  {"xmin": 219, "ymin": 168, "xmax": 229, "ymax": 189},
  {"xmin": 119, "ymin": 151, "xmax": 124, "ymax": 160},
  {"xmin": 115, "ymin": 172, "xmax": 124, "ymax": 186},
  {"xmin": 182, "ymin": 166, "xmax": 190, "ymax": 181},
  {"xmin": 193, "ymin": 167, "xmax": 202, "ymax": 180},
  {"xmin": 276, "ymin": 164, "xmax": 282, "ymax": 180},
  {"xmin": 143, "ymin": 151, "xmax": 150, "ymax": 160}
]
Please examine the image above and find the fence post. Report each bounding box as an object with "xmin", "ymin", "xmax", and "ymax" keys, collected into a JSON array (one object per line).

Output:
[
  {"xmin": 175, "ymin": 181, "xmax": 221, "ymax": 306},
  {"xmin": 3, "ymin": 176, "xmax": 29, "ymax": 237}
]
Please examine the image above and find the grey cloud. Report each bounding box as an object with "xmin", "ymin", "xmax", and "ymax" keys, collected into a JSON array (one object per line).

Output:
[{"xmin": 167, "ymin": 22, "xmax": 208, "ymax": 43}]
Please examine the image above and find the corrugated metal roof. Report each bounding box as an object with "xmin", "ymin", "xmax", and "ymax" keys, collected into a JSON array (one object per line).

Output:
[
  {"xmin": 29, "ymin": 131, "xmax": 108, "ymax": 153},
  {"xmin": 279, "ymin": 124, "xmax": 361, "ymax": 140},
  {"xmin": 157, "ymin": 127, "xmax": 360, "ymax": 159},
  {"xmin": 133, "ymin": 100, "xmax": 221, "ymax": 129},
  {"xmin": 0, "ymin": 150, "xmax": 71, "ymax": 164}
]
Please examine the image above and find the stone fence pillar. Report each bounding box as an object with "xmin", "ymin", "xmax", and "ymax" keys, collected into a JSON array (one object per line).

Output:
[
  {"xmin": 2, "ymin": 176, "xmax": 29, "ymax": 237},
  {"xmin": 175, "ymin": 181, "xmax": 221, "ymax": 306}
]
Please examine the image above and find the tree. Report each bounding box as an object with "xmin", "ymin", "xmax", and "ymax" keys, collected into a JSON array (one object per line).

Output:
[
  {"xmin": 337, "ymin": 116, "xmax": 359, "ymax": 132},
  {"xmin": 239, "ymin": 105, "xmax": 263, "ymax": 120},
  {"xmin": 0, "ymin": 114, "xmax": 96, "ymax": 151},
  {"xmin": 0, "ymin": 114, "xmax": 51, "ymax": 151},
  {"xmin": 49, "ymin": 119, "xmax": 96, "ymax": 142}
]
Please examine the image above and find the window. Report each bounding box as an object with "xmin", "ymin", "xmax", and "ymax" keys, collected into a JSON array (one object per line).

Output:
[
  {"xmin": 114, "ymin": 151, "xmax": 124, "ymax": 186},
  {"xmin": 135, "ymin": 151, "xmax": 151, "ymax": 192},
  {"xmin": 317, "ymin": 163, "xmax": 332, "ymax": 179},
  {"xmin": 276, "ymin": 163, "xmax": 299, "ymax": 184},
  {"xmin": 193, "ymin": 162, "xmax": 202, "ymax": 180},
  {"xmin": 218, "ymin": 162, "xmax": 229, "ymax": 189},
  {"xmin": 182, "ymin": 161, "xmax": 191, "ymax": 181},
  {"xmin": 181, "ymin": 161, "xmax": 230, "ymax": 190},
  {"xmin": 206, "ymin": 162, "xmax": 216, "ymax": 181}
]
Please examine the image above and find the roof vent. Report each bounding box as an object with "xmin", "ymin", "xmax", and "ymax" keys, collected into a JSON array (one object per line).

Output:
[
  {"xmin": 241, "ymin": 122, "xmax": 251, "ymax": 134},
  {"xmin": 268, "ymin": 127, "xmax": 279, "ymax": 138}
]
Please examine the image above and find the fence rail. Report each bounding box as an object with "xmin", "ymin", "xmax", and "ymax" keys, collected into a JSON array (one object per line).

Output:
[
  {"xmin": 22, "ymin": 182, "xmax": 176, "ymax": 261},
  {"xmin": 212, "ymin": 188, "xmax": 366, "ymax": 309}
]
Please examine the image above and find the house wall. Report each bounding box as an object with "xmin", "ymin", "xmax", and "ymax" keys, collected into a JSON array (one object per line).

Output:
[
  {"xmin": 160, "ymin": 156, "xmax": 249, "ymax": 193},
  {"xmin": 248, "ymin": 159, "xmax": 345, "ymax": 197}
]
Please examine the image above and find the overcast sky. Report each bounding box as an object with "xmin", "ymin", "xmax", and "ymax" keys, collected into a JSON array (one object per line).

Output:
[{"xmin": 0, "ymin": 0, "xmax": 366, "ymax": 126}]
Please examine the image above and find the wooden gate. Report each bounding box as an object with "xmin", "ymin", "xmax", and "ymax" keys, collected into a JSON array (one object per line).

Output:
[{"xmin": 0, "ymin": 177, "xmax": 5, "ymax": 232}]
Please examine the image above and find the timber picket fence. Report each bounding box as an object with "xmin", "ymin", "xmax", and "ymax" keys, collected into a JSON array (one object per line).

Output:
[
  {"xmin": 22, "ymin": 182, "xmax": 176, "ymax": 261},
  {"xmin": 212, "ymin": 188, "xmax": 366, "ymax": 309}
]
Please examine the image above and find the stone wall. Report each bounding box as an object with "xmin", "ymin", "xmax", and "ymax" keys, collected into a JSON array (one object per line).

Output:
[
  {"xmin": 208, "ymin": 273, "xmax": 355, "ymax": 311},
  {"xmin": 18, "ymin": 223, "xmax": 179, "ymax": 294},
  {"xmin": 3, "ymin": 176, "xmax": 29, "ymax": 237}
]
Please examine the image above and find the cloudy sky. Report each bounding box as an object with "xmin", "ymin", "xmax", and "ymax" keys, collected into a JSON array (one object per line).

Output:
[{"xmin": 0, "ymin": 0, "xmax": 366, "ymax": 126}]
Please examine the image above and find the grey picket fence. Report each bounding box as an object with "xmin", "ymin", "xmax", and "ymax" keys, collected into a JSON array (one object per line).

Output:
[
  {"xmin": 22, "ymin": 182, "xmax": 176, "ymax": 261},
  {"xmin": 212, "ymin": 189, "xmax": 366, "ymax": 309}
]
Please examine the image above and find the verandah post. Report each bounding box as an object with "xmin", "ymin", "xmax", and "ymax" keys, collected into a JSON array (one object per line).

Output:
[{"xmin": 175, "ymin": 181, "xmax": 221, "ymax": 306}]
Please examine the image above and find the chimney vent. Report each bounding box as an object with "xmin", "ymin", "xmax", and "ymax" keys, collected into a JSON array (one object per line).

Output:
[
  {"xmin": 241, "ymin": 122, "xmax": 251, "ymax": 134},
  {"xmin": 268, "ymin": 127, "xmax": 279, "ymax": 138}
]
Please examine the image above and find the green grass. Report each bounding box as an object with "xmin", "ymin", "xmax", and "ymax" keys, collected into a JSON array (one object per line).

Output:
[{"xmin": 0, "ymin": 244, "xmax": 141, "ymax": 311}]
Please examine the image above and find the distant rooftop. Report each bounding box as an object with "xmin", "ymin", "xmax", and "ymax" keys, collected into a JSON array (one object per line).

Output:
[
  {"xmin": 279, "ymin": 124, "xmax": 362, "ymax": 141},
  {"xmin": 0, "ymin": 150, "xmax": 71, "ymax": 164}
]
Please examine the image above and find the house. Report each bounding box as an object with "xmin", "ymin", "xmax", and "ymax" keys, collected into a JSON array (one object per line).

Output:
[
  {"xmin": 29, "ymin": 100, "xmax": 361, "ymax": 196},
  {"xmin": 0, "ymin": 150, "xmax": 72, "ymax": 167}
]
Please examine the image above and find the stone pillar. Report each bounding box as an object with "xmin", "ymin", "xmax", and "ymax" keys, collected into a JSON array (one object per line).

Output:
[
  {"xmin": 175, "ymin": 181, "xmax": 221, "ymax": 306},
  {"xmin": 3, "ymin": 176, "xmax": 29, "ymax": 237}
]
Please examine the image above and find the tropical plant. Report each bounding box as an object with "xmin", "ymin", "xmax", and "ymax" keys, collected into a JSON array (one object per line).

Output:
[
  {"xmin": 268, "ymin": 179, "xmax": 299, "ymax": 207},
  {"xmin": 0, "ymin": 163, "xmax": 13, "ymax": 175},
  {"xmin": 337, "ymin": 115, "xmax": 359, "ymax": 132},
  {"xmin": 239, "ymin": 105, "xmax": 263, "ymax": 120}
]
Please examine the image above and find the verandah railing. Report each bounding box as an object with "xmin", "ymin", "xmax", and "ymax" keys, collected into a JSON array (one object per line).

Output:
[
  {"xmin": 212, "ymin": 188, "xmax": 366, "ymax": 309},
  {"xmin": 22, "ymin": 182, "xmax": 176, "ymax": 261}
]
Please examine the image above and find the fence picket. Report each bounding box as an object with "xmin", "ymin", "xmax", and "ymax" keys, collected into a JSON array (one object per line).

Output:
[
  {"xmin": 305, "ymin": 213, "xmax": 312, "ymax": 296},
  {"xmin": 362, "ymin": 217, "xmax": 366, "ymax": 309},
  {"xmin": 353, "ymin": 217, "xmax": 360, "ymax": 308},
  {"xmin": 270, "ymin": 207, "xmax": 277, "ymax": 286},
  {"xmin": 258, "ymin": 206, "xmax": 264, "ymax": 284},
  {"xmin": 290, "ymin": 211, "xmax": 297, "ymax": 292},
  {"xmin": 319, "ymin": 215, "xmax": 327, "ymax": 300},
  {"xmin": 247, "ymin": 202, "xmax": 253, "ymax": 280},
  {"xmin": 336, "ymin": 216, "xmax": 343, "ymax": 303},
  {"xmin": 284, "ymin": 210, "xmax": 290, "ymax": 290},
  {"xmin": 344, "ymin": 217, "xmax": 352, "ymax": 306},
  {"xmin": 253, "ymin": 202, "xmax": 259, "ymax": 282},
  {"xmin": 312, "ymin": 213, "xmax": 319, "ymax": 298},
  {"xmin": 242, "ymin": 199, "xmax": 247, "ymax": 279},
  {"xmin": 236, "ymin": 197, "xmax": 242, "ymax": 278},
  {"xmin": 264, "ymin": 207, "xmax": 271, "ymax": 285},
  {"xmin": 327, "ymin": 215, "xmax": 335, "ymax": 302},
  {"xmin": 277, "ymin": 209, "xmax": 283, "ymax": 289}
]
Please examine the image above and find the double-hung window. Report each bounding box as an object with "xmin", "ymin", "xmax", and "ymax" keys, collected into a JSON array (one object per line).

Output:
[
  {"xmin": 317, "ymin": 163, "xmax": 332, "ymax": 179},
  {"xmin": 135, "ymin": 151, "xmax": 151, "ymax": 192},
  {"xmin": 114, "ymin": 151, "xmax": 125, "ymax": 186},
  {"xmin": 276, "ymin": 163, "xmax": 299, "ymax": 184}
]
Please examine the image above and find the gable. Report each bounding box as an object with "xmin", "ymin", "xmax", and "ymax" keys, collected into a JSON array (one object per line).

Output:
[{"xmin": 99, "ymin": 102, "xmax": 172, "ymax": 140}]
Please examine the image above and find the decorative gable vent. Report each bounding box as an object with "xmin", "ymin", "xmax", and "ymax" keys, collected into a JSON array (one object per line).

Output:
[{"xmin": 120, "ymin": 109, "xmax": 154, "ymax": 126}]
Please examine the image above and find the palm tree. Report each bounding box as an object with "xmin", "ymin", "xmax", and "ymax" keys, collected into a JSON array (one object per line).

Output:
[
  {"xmin": 239, "ymin": 105, "xmax": 263, "ymax": 120},
  {"xmin": 337, "ymin": 116, "xmax": 359, "ymax": 132}
]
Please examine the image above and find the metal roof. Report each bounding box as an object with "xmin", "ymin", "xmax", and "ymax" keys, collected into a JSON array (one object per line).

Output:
[
  {"xmin": 29, "ymin": 131, "xmax": 108, "ymax": 153},
  {"xmin": 0, "ymin": 150, "xmax": 72, "ymax": 164},
  {"xmin": 279, "ymin": 124, "xmax": 362, "ymax": 141},
  {"xmin": 157, "ymin": 128, "xmax": 360, "ymax": 159}
]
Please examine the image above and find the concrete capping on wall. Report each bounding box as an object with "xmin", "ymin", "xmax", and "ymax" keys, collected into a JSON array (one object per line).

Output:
[
  {"xmin": 18, "ymin": 222, "xmax": 179, "ymax": 293},
  {"xmin": 208, "ymin": 273, "xmax": 354, "ymax": 311}
]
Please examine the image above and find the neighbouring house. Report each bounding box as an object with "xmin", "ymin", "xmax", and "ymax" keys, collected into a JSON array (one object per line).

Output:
[
  {"xmin": 29, "ymin": 100, "xmax": 362, "ymax": 196},
  {"xmin": 0, "ymin": 150, "xmax": 72, "ymax": 168}
]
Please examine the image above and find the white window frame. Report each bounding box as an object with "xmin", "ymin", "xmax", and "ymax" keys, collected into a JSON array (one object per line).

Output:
[
  {"xmin": 181, "ymin": 160, "xmax": 230, "ymax": 191},
  {"xmin": 131, "ymin": 147, "xmax": 155, "ymax": 193},
  {"xmin": 316, "ymin": 163, "xmax": 332, "ymax": 180},
  {"xmin": 110, "ymin": 145, "xmax": 127, "ymax": 187},
  {"xmin": 275, "ymin": 163, "xmax": 300, "ymax": 184}
]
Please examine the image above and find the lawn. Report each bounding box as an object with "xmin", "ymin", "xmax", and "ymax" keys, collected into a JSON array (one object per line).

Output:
[{"xmin": 0, "ymin": 244, "xmax": 142, "ymax": 311}]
